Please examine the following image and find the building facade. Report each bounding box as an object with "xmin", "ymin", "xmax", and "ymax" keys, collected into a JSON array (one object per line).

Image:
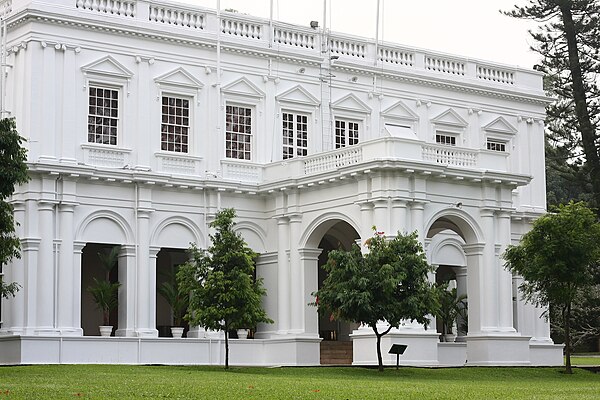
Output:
[{"xmin": 0, "ymin": 0, "xmax": 563, "ymax": 366}]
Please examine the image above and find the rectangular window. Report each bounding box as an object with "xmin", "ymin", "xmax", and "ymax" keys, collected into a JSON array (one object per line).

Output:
[
  {"xmin": 282, "ymin": 112, "xmax": 308, "ymax": 159},
  {"xmin": 436, "ymin": 134, "xmax": 456, "ymax": 146},
  {"xmin": 225, "ymin": 105, "xmax": 252, "ymax": 160},
  {"xmin": 87, "ymin": 86, "xmax": 119, "ymax": 146},
  {"xmin": 161, "ymin": 96, "xmax": 190, "ymax": 153},
  {"xmin": 486, "ymin": 140, "xmax": 506, "ymax": 152},
  {"xmin": 335, "ymin": 119, "xmax": 359, "ymax": 149}
]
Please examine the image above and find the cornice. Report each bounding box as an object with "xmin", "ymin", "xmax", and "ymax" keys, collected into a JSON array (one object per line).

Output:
[{"xmin": 9, "ymin": 9, "xmax": 548, "ymax": 104}]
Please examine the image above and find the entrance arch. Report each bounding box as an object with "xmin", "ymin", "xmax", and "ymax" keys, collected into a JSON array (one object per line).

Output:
[{"xmin": 315, "ymin": 220, "xmax": 361, "ymax": 342}]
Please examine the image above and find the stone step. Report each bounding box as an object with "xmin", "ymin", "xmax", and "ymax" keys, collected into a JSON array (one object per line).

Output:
[{"xmin": 320, "ymin": 341, "xmax": 353, "ymax": 365}]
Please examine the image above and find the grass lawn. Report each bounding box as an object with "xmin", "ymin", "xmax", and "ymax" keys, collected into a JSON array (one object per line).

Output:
[
  {"xmin": 0, "ymin": 365, "xmax": 599, "ymax": 399},
  {"xmin": 571, "ymin": 356, "xmax": 600, "ymax": 366}
]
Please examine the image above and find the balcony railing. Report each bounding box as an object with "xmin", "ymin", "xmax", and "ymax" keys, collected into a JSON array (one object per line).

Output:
[{"xmin": 61, "ymin": 0, "xmax": 542, "ymax": 91}]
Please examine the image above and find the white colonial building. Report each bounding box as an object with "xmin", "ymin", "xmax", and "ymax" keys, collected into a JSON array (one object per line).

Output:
[{"xmin": 0, "ymin": 0, "xmax": 563, "ymax": 366}]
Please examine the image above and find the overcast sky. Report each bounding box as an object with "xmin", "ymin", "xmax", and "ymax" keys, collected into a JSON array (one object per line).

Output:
[{"xmin": 174, "ymin": 0, "xmax": 542, "ymax": 69}]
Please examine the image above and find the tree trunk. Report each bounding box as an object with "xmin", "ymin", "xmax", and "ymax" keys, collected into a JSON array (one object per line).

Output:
[
  {"xmin": 373, "ymin": 325, "xmax": 393, "ymax": 372},
  {"xmin": 564, "ymin": 303, "xmax": 572, "ymax": 374},
  {"xmin": 558, "ymin": 1, "xmax": 600, "ymax": 208},
  {"xmin": 224, "ymin": 325, "xmax": 230, "ymax": 370},
  {"xmin": 376, "ymin": 331, "xmax": 383, "ymax": 372}
]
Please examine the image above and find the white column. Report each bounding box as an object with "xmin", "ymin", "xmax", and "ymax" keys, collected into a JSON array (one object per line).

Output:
[
  {"xmin": 463, "ymin": 243, "xmax": 485, "ymax": 334},
  {"xmin": 135, "ymin": 210, "xmax": 157, "ymax": 337},
  {"xmin": 496, "ymin": 211, "xmax": 516, "ymax": 333},
  {"xmin": 479, "ymin": 209, "xmax": 497, "ymax": 331},
  {"xmin": 455, "ymin": 266, "xmax": 468, "ymax": 339},
  {"xmin": 410, "ymin": 201, "xmax": 425, "ymax": 242},
  {"xmin": 358, "ymin": 202, "xmax": 373, "ymax": 248},
  {"xmin": 72, "ymin": 241, "xmax": 85, "ymax": 335},
  {"xmin": 148, "ymin": 246, "xmax": 160, "ymax": 336},
  {"xmin": 36, "ymin": 200, "xmax": 56, "ymax": 333},
  {"xmin": 300, "ymin": 248, "xmax": 322, "ymax": 338},
  {"xmin": 532, "ymin": 305, "xmax": 553, "ymax": 343},
  {"xmin": 57, "ymin": 202, "xmax": 79, "ymax": 335},
  {"xmin": 38, "ymin": 45, "xmax": 57, "ymax": 162},
  {"xmin": 372, "ymin": 199, "xmax": 388, "ymax": 235},
  {"xmin": 3, "ymin": 202, "xmax": 26, "ymax": 334},
  {"xmin": 276, "ymin": 216, "xmax": 290, "ymax": 334},
  {"xmin": 116, "ymin": 245, "xmax": 136, "ymax": 337},
  {"xmin": 289, "ymin": 214, "xmax": 303, "ymax": 334},
  {"xmin": 390, "ymin": 199, "xmax": 407, "ymax": 235}
]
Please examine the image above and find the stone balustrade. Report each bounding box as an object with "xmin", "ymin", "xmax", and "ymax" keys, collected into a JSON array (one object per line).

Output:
[{"xmin": 30, "ymin": 0, "xmax": 541, "ymax": 91}]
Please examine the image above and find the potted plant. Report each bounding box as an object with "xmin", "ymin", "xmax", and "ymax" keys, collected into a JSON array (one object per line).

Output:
[
  {"xmin": 157, "ymin": 267, "xmax": 189, "ymax": 338},
  {"xmin": 87, "ymin": 246, "xmax": 121, "ymax": 337},
  {"xmin": 435, "ymin": 282, "xmax": 467, "ymax": 342}
]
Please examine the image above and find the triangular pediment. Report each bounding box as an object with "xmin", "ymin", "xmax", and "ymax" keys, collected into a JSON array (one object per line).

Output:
[
  {"xmin": 221, "ymin": 77, "xmax": 265, "ymax": 98},
  {"xmin": 483, "ymin": 116, "xmax": 517, "ymax": 135},
  {"xmin": 154, "ymin": 67, "xmax": 203, "ymax": 89},
  {"xmin": 431, "ymin": 108, "xmax": 468, "ymax": 128},
  {"xmin": 81, "ymin": 55, "xmax": 133, "ymax": 78},
  {"xmin": 381, "ymin": 100, "xmax": 418, "ymax": 121},
  {"xmin": 276, "ymin": 85, "xmax": 319, "ymax": 106},
  {"xmin": 331, "ymin": 93, "xmax": 371, "ymax": 114}
]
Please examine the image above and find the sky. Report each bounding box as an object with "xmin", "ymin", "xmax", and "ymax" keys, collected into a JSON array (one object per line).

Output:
[{"xmin": 173, "ymin": 0, "xmax": 542, "ymax": 69}]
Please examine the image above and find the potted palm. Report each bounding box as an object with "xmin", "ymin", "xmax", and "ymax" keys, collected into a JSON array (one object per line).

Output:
[
  {"xmin": 87, "ymin": 246, "xmax": 121, "ymax": 336},
  {"xmin": 157, "ymin": 267, "xmax": 189, "ymax": 338},
  {"xmin": 435, "ymin": 282, "xmax": 467, "ymax": 342}
]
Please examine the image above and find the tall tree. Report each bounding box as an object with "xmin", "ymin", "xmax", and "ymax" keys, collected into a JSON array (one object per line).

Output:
[
  {"xmin": 177, "ymin": 208, "xmax": 272, "ymax": 369},
  {"xmin": 0, "ymin": 118, "xmax": 29, "ymax": 299},
  {"xmin": 313, "ymin": 230, "xmax": 438, "ymax": 372},
  {"xmin": 503, "ymin": 202, "xmax": 600, "ymax": 374},
  {"xmin": 506, "ymin": 0, "xmax": 600, "ymax": 207}
]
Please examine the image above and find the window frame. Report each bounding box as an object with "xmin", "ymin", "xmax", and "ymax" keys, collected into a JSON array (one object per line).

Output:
[
  {"xmin": 485, "ymin": 139, "xmax": 507, "ymax": 152},
  {"xmin": 225, "ymin": 103, "xmax": 255, "ymax": 161},
  {"xmin": 334, "ymin": 117, "xmax": 361, "ymax": 149},
  {"xmin": 160, "ymin": 93, "xmax": 192, "ymax": 154},
  {"xmin": 435, "ymin": 132, "xmax": 458, "ymax": 146},
  {"xmin": 87, "ymin": 84, "xmax": 121, "ymax": 147},
  {"xmin": 282, "ymin": 110, "xmax": 309, "ymax": 159}
]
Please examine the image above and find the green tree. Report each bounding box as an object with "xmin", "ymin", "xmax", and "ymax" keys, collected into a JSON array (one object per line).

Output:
[
  {"xmin": 0, "ymin": 118, "xmax": 29, "ymax": 299},
  {"xmin": 506, "ymin": 1, "xmax": 600, "ymax": 208},
  {"xmin": 177, "ymin": 208, "xmax": 273, "ymax": 369},
  {"xmin": 503, "ymin": 202, "xmax": 600, "ymax": 373},
  {"xmin": 313, "ymin": 230, "xmax": 438, "ymax": 372}
]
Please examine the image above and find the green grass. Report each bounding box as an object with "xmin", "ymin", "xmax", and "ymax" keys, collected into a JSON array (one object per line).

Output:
[
  {"xmin": 0, "ymin": 365, "xmax": 599, "ymax": 399},
  {"xmin": 570, "ymin": 356, "xmax": 600, "ymax": 366}
]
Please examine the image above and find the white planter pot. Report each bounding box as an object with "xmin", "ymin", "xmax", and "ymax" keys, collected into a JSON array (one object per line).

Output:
[
  {"xmin": 99, "ymin": 325, "xmax": 113, "ymax": 337},
  {"xmin": 171, "ymin": 327, "xmax": 184, "ymax": 338},
  {"xmin": 237, "ymin": 329, "xmax": 249, "ymax": 339}
]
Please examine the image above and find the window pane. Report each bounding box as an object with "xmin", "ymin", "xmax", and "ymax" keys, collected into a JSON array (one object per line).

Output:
[
  {"xmin": 161, "ymin": 95, "xmax": 191, "ymax": 153},
  {"xmin": 226, "ymin": 105, "xmax": 252, "ymax": 160},
  {"xmin": 87, "ymin": 85, "xmax": 119, "ymax": 146}
]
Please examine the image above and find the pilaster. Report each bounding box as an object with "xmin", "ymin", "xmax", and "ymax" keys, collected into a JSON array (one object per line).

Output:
[
  {"xmin": 288, "ymin": 213, "xmax": 303, "ymax": 334},
  {"xmin": 116, "ymin": 245, "xmax": 136, "ymax": 337},
  {"xmin": 276, "ymin": 216, "xmax": 290, "ymax": 334}
]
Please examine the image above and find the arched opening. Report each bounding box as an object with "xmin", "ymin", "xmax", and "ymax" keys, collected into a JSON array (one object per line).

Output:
[
  {"xmin": 81, "ymin": 243, "xmax": 121, "ymax": 336},
  {"xmin": 316, "ymin": 220, "xmax": 361, "ymax": 342},
  {"xmin": 156, "ymin": 248, "xmax": 189, "ymax": 337},
  {"xmin": 426, "ymin": 213, "xmax": 478, "ymax": 343}
]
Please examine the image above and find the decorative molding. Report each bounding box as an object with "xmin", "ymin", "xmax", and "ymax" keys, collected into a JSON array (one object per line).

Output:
[
  {"xmin": 330, "ymin": 93, "xmax": 371, "ymax": 114},
  {"xmin": 275, "ymin": 85, "xmax": 320, "ymax": 107},
  {"xmin": 221, "ymin": 76, "xmax": 265, "ymax": 99}
]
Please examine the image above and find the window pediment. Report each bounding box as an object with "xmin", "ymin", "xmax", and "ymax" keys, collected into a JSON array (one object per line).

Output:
[
  {"xmin": 483, "ymin": 116, "xmax": 517, "ymax": 136},
  {"xmin": 431, "ymin": 108, "xmax": 468, "ymax": 128},
  {"xmin": 276, "ymin": 85, "xmax": 319, "ymax": 107},
  {"xmin": 221, "ymin": 77, "xmax": 265, "ymax": 99},
  {"xmin": 331, "ymin": 93, "xmax": 371, "ymax": 114},
  {"xmin": 81, "ymin": 55, "xmax": 133, "ymax": 79},
  {"xmin": 154, "ymin": 67, "xmax": 204, "ymax": 89},
  {"xmin": 381, "ymin": 100, "xmax": 418, "ymax": 121}
]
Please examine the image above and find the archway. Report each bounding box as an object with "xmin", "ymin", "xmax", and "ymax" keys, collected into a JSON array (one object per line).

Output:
[{"xmin": 314, "ymin": 220, "xmax": 361, "ymax": 342}]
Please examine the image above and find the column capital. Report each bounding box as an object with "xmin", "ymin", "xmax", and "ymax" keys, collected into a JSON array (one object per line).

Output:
[
  {"xmin": 391, "ymin": 199, "xmax": 408, "ymax": 208},
  {"xmin": 73, "ymin": 241, "xmax": 86, "ymax": 253},
  {"xmin": 21, "ymin": 237, "xmax": 42, "ymax": 250},
  {"xmin": 496, "ymin": 210, "xmax": 512, "ymax": 220},
  {"xmin": 137, "ymin": 208, "xmax": 154, "ymax": 218},
  {"xmin": 480, "ymin": 208, "xmax": 496, "ymax": 218},
  {"xmin": 288, "ymin": 213, "xmax": 302, "ymax": 224},
  {"xmin": 372, "ymin": 198, "xmax": 389, "ymax": 208},
  {"xmin": 274, "ymin": 215, "xmax": 289, "ymax": 224},
  {"xmin": 119, "ymin": 245, "xmax": 136, "ymax": 257},
  {"xmin": 355, "ymin": 200, "xmax": 373, "ymax": 211},
  {"xmin": 462, "ymin": 243, "xmax": 485, "ymax": 256},
  {"xmin": 409, "ymin": 200, "xmax": 426, "ymax": 210},
  {"xmin": 59, "ymin": 202, "xmax": 77, "ymax": 212},
  {"xmin": 37, "ymin": 200, "xmax": 57, "ymax": 210},
  {"xmin": 298, "ymin": 247, "xmax": 323, "ymax": 260},
  {"xmin": 149, "ymin": 246, "xmax": 161, "ymax": 258}
]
